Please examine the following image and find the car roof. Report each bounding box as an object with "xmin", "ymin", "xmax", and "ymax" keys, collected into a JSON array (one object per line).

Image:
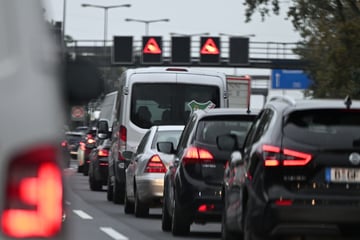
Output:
[
  {"xmin": 65, "ymin": 131, "xmax": 85, "ymax": 136},
  {"xmin": 267, "ymin": 97, "xmax": 360, "ymax": 114},
  {"xmin": 152, "ymin": 125, "xmax": 185, "ymax": 131},
  {"xmin": 126, "ymin": 67, "xmax": 226, "ymax": 77},
  {"xmin": 193, "ymin": 108, "xmax": 260, "ymax": 118}
]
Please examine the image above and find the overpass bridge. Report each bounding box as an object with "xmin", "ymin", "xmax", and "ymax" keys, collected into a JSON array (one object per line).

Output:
[{"xmin": 64, "ymin": 39, "xmax": 308, "ymax": 69}]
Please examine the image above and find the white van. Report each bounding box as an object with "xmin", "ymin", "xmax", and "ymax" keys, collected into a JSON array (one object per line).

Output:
[
  {"xmin": 107, "ymin": 67, "xmax": 228, "ymax": 203},
  {"xmin": 114, "ymin": 67, "xmax": 228, "ymax": 153},
  {"xmin": 99, "ymin": 91, "xmax": 118, "ymax": 130}
]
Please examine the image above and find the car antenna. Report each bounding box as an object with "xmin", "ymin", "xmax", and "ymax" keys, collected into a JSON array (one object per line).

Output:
[{"xmin": 344, "ymin": 95, "xmax": 352, "ymax": 109}]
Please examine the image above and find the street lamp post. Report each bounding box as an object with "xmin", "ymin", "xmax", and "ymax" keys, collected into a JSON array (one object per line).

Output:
[
  {"xmin": 219, "ymin": 33, "xmax": 256, "ymax": 38},
  {"xmin": 81, "ymin": 3, "xmax": 131, "ymax": 48},
  {"xmin": 125, "ymin": 18, "xmax": 170, "ymax": 35},
  {"xmin": 169, "ymin": 32, "xmax": 210, "ymax": 36}
]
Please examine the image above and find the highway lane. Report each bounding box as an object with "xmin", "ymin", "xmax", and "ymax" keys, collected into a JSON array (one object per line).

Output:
[{"xmin": 63, "ymin": 160, "xmax": 222, "ymax": 240}]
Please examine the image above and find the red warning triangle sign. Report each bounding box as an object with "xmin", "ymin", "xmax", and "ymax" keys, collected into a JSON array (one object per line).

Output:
[
  {"xmin": 200, "ymin": 38, "xmax": 220, "ymax": 55},
  {"xmin": 143, "ymin": 38, "xmax": 162, "ymax": 54}
]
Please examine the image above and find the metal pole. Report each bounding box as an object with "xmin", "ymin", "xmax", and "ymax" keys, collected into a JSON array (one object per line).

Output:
[
  {"xmin": 104, "ymin": 8, "xmax": 108, "ymax": 48},
  {"xmin": 62, "ymin": 0, "xmax": 67, "ymax": 43},
  {"xmin": 145, "ymin": 22, "xmax": 149, "ymax": 36}
]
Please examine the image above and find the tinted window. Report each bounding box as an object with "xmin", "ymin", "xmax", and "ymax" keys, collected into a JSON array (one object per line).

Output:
[
  {"xmin": 99, "ymin": 93, "xmax": 116, "ymax": 124},
  {"xmin": 136, "ymin": 130, "xmax": 151, "ymax": 154},
  {"xmin": 130, "ymin": 83, "xmax": 220, "ymax": 128},
  {"xmin": 195, "ymin": 117, "xmax": 254, "ymax": 146},
  {"xmin": 284, "ymin": 109, "xmax": 360, "ymax": 147},
  {"xmin": 151, "ymin": 130, "xmax": 183, "ymax": 149}
]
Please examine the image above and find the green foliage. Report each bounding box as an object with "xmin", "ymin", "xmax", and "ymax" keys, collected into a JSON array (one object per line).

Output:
[{"xmin": 244, "ymin": 0, "xmax": 360, "ymax": 99}]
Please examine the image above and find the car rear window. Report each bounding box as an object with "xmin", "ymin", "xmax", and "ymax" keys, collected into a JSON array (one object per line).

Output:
[
  {"xmin": 195, "ymin": 116, "xmax": 254, "ymax": 146},
  {"xmin": 284, "ymin": 109, "xmax": 360, "ymax": 147}
]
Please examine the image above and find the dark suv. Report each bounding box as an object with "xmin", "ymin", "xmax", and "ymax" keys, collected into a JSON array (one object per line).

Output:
[
  {"xmin": 161, "ymin": 108, "xmax": 258, "ymax": 236},
  {"xmin": 222, "ymin": 96, "xmax": 360, "ymax": 240}
]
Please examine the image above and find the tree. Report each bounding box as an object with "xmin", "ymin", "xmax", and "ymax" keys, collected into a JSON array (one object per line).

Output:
[{"xmin": 244, "ymin": 0, "xmax": 360, "ymax": 98}]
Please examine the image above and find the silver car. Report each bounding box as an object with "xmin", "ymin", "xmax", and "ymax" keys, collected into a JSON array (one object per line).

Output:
[{"xmin": 124, "ymin": 125, "xmax": 184, "ymax": 217}]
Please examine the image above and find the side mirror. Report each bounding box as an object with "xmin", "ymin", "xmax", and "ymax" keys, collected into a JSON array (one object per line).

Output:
[
  {"xmin": 216, "ymin": 134, "xmax": 239, "ymax": 151},
  {"xmin": 230, "ymin": 151, "xmax": 244, "ymax": 167},
  {"xmin": 122, "ymin": 150, "xmax": 134, "ymax": 161},
  {"xmin": 157, "ymin": 142, "xmax": 175, "ymax": 154},
  {"xmin": 97, "ymin": 119, "xmax": 109, "ymax": 139}
]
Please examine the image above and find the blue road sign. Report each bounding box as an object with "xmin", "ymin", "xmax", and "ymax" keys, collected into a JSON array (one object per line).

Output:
[{"xmin": 271, "ymin": 69, "xmax": 312, "ymax": 89}]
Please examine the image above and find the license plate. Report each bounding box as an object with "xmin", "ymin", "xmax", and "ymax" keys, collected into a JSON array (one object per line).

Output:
[{"xmin": 325, "ymin": 167, "xmax": 360, "ymax": 183}]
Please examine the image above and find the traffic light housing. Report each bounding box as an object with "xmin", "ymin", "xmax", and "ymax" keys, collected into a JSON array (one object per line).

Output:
[
  {"xmin": 142, "ymin": 36, "xmax": 163, "ymax": 64},
  {"xmin": 112, "ymin": 36, "xmax": 134, "ymax": 64}
]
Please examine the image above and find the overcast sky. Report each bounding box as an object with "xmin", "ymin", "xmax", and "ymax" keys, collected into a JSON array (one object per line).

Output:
[{"xmin": 45, "ymin": 0, "xmax": 299, "ymax": 42}]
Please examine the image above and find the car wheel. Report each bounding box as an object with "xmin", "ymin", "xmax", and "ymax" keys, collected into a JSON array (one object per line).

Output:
[
  {"xmin": 134, "ymin": 188, "xmax": 149, "ymax": 218},
  {"xmin": 83, "ymin": 163, "xmax": 89, "ymax": 176},
  {"xmin": 124, "ymin": 186, "xmax": 134, "ymax": 214},
  {"xmin": 112, "ymin": 178, "xmax": 124, "ymax": 204},
  {"xmin": 89, "ymin": 176, "xmax": 102, "ymax": 191},
  {"xmin": 171, "ymin": 197, "xmax": 190, "ymax": 236},
  {"xmin": 161, "ymin": 190, "xmax": 172, "ymax": 231},
  {"xmin": 106, "ymin": 176, "xmax": 113, "ymax": 201}
]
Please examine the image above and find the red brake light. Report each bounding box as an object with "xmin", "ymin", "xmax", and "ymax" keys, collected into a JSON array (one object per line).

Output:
[
  {"xmin": 182, "ymin": 146, "xmax": 214, "ymax": 165},
  {"xmin": 262, "ymin": 144, "xmax": 312, "ymax": 167},
  {"xmin": 87, "ymin": 138, "xmax": 96, "ymax": 144},
  {"xmin": 275, "ymin": 199, "xmax": 293, "ymax": 206},
  {"xmin": 1, "ymin": 145, "xmax": 63, "ymax": 238},
  {"xmin": 98, "ymin": 149, "xmax": 109, "ymax": 157},
  {"xmin": 61, "ymin": 141, "xmax": 67, "ymax": 147},
  {"xmin": 79, "ymin": 142, "xmax": 86, "ymax": 151},
  {"xmin": 120, "ymin": 125, "xmax": 127, "ymax": 143},
  {"xmin": 198, "ymin": 204, "xmax": 215, "ymax": 212},
  {"xmin": 145, "ymin": 155, "xmax": 167, "ymax": 173}
]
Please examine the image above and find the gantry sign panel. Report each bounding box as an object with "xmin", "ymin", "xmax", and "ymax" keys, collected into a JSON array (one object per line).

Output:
[
  {"xmin": 112, "ymin": 36, "xmax": 250, "ymax": 66},
  {"xmin": 171, "ymin": 36, "xmax": 191, "ymax": 65},
  {"xmin": 229, "ymin": 37, "xmax": 249, "ymax": 65},
  {"xmin": 112, "ymin": 36, "xmax": 133, "ymax": 64},
  {"xmin": 200, "ymin": 36, "xmax": 221, "ymax": 64},
  {"xmin": 142, "ymin": 36, "xmax": 163, "ymax": 64}
]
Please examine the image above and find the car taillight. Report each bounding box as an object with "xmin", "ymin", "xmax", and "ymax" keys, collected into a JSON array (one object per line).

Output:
[
  {"xmin": 98, "ymin": 149, "xmax": 109, "ymax": 157},
  {"xmin": 79, "ymin": 142, "xmax": 86, "ymax": 151},
  {"xmin": 262, "ymin": 144, "xmax": 312, "ymax": 167},
  {"xmin": 118, "ymin": 125, "xmax": 127, "ymax": 161},
  {"xmin": 145, "ymin": 155, "xmax": 167, "ymax": 173},
  {"xmin": 1, "ymin": 145, "xmax": 63, "ymax": 238},
  {"xmin": 182, "ymin": 146, "xmax": 214, "ymax": 166},
  {"xmin": 198, "ymin": 204, "xmax": 215, "ymax": 212},
  {"xmin": 61, "ymin": 141, "xmax": 67, "ymax": 148},
  {"xmin": 87, "ymin": 138, "xmax": 96, "ymax": 144}
]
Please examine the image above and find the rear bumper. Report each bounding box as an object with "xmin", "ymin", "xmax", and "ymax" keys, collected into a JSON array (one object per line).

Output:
[
  {"xmin": 136, "ymin": 175, "xmax": 164, "ymax": 205},
  {"xmin": 248, "ymin": 197, "xmax": 360, "ymax": 236}
]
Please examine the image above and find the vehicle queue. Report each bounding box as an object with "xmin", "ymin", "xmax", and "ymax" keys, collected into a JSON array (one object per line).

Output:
[{"xmin": 63, "ymin": 72, "xmax": 360, "ymax": 240}]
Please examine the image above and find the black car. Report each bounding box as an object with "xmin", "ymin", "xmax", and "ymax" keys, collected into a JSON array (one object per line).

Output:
[
  {"xmin": 161, "ymin": 108, "xmax": 258, "ymax": 236},
  {"xmin": 63, "ymin": 131, "xmax": 85, "ymax": 159},
  {"xmin": 220, "ymin": 96, "xmax": 360, "ymax": 240},
  {"xmin": 88, "ymin": 138, "xmax": 111, "ymax": 191}
]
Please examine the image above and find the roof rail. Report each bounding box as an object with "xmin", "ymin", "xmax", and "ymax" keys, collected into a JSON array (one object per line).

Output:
[{"xmin": 268, "ymin": 95, "xmax": 296, "ymax": 106}]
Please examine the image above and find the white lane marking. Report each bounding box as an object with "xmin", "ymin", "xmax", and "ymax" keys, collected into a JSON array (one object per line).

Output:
[
  {"xmin": 100, "ymin": 227, "xmax": 129, "ymax": 240},
  {"xmin": 73, "ymin": 210, "xmax": 93, "ymax": 219}
]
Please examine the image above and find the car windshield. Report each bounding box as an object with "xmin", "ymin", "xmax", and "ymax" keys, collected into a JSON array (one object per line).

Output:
[{"xmin": 152, "ymin": 130, "xmax": 183, "ymax": 149}]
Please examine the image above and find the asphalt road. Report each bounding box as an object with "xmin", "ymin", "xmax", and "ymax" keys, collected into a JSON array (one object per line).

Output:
[{"xmin": 63, "ymin": 159, "xmax": 221, "ymax": 240}]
